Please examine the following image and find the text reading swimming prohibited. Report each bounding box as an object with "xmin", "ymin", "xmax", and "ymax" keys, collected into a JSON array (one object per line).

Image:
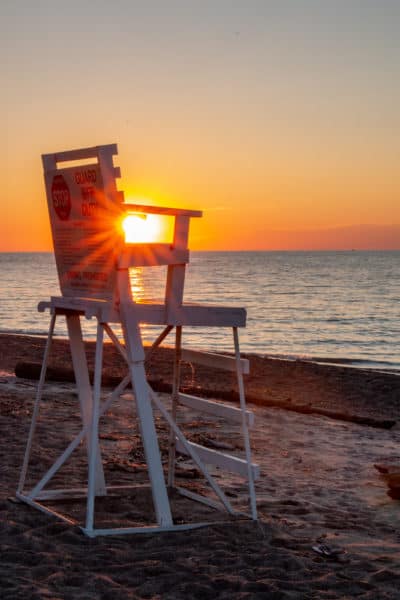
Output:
[{"xmin": 52, "ymin": 175, "xmax": 71, "ymax": 220}]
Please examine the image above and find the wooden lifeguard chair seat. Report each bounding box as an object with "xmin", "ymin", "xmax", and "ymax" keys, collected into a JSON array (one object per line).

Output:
[{"xmin": 17, "ymin": 144, "xmax": 258, "ymax": 536}]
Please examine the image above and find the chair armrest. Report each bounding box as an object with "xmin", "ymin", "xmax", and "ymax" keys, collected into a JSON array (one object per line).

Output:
[{"xmin": 122, "ymin": 203, "xmax": 202, "ymax": 218}]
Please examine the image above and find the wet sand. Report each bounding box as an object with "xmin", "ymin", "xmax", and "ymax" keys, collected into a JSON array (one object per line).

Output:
[{"xmin": 1, "ymin": 333, "xmax": 400, "ymax": 599}]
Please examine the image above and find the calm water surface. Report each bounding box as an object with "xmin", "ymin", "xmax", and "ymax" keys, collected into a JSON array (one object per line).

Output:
[{"xmin": 0, "ymin": 251, "xmax": 399, "ymax": 371}]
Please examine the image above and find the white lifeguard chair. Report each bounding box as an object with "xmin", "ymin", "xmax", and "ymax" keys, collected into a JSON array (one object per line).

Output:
[{"xmin": 17, "ymin": 144, "xmax": 258, "ymax": 536}]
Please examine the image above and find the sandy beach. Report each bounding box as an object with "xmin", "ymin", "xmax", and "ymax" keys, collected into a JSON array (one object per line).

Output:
[{"xmin": 1, "ymin": 333, "xmax": 400, "ymax": 599}]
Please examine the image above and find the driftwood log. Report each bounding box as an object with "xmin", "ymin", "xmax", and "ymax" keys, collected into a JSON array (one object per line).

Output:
[{"xmin": 15, "ymin": 360, "xmax": 396, "ymax": 430}]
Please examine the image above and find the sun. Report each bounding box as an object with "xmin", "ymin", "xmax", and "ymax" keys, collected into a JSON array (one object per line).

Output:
[{"xmin": 122, "ymin": 213, "xmax": 163, "ymax": 244}]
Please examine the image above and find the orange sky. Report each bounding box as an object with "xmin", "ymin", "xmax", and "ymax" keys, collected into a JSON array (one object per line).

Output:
[{"xmin": 2, "ymin": 2, "xmax": 400, "ymax": 251}]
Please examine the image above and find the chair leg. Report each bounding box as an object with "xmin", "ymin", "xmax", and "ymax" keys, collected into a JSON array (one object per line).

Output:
[
  {"xmin": 120, "ymin": 302, "xmax": 173, "ymax": 527},
  {"xmin": 17, "ymin": 312, "xmax": 57, "ymax": 494},
  {"xmin": 85, "ymin": 322, "xmax": 105, "ymax": 533},
  {"xmin": 66, "ymin": 314, "xmax": 106, "ymax": 495},
  {"xmin": 233, "ymin": 327, "xmax": 258, "ymax": 521},
  {"xmin": 168, "ymin": 325, "xmax": 182, "ymax": 487}
]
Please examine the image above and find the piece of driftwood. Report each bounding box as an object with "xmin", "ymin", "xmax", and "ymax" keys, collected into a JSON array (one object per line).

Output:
[
  {"xmin": 15, "ymin": 361, "xmax": 173, "ymax": 392},
  {"xmin": 15, "ymin": 361, "xmax": 396, "ymax": 430}
]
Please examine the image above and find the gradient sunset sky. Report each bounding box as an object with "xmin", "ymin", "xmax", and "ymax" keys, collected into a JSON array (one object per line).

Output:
[{"xmin": 2, "ymin": 0, "xmax": 399, "ymax": 251}]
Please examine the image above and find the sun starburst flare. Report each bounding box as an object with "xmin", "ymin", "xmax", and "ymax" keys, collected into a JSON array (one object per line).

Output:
[{"xmin": 122, "ymin": 213, "xmax": 163, "ymax": 244}]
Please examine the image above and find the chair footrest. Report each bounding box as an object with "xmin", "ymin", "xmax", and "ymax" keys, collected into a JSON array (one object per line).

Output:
[
  {"xmin": 175, "ymin": 439, "xmax": 260, "ymax": 480},
  {"xmin": 178, "ymin": 393, "xmax": 254, "ymax": 426}
]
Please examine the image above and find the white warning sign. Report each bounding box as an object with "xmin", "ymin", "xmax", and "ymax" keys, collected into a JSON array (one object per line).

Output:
[{"xmin": 45, "ymin": 165, "xmax": 122, "ymax": 299}]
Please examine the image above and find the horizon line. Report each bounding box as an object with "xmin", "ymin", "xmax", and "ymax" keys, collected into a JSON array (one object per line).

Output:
[{"xmin": 2, "ymin": 248, "xmax": 400, "ymax": 254}]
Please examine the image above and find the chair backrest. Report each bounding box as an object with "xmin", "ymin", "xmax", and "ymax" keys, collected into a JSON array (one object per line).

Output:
[
  {"xmin": 43, "ymin": 144, "xmax": 202, "ymax": 314},
  {"xmin": 42, "ymin": 144, "xmax": 123, "ymax": 302}
]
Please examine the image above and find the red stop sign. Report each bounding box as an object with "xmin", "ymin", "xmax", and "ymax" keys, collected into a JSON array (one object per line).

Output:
[{"xmin": 51, "ymin": 175, "xmax": 71, "ymax": 220}]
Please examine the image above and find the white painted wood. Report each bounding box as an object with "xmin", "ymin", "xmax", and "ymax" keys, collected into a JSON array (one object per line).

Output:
[
  {"xmin": 82, "ymin": 521, "xmax": 214, "ymax": 538},
  {"xmin": 178, "ymin": 393, "xmax": 254, "ymax": 427},
  {"xmin": 41, "ymin": 298, "xmax": 246, "ymax": 328},
  {"xmin": 27, "ymin": 372, "xmax": 131, "ymax": 501},
  {"xmin": 167, "ymin": 305, "xmax": 246, "ymax": 327},
  {"xmin": 104, "ymin": 321, "xmax": 174, "ymax": 364},
  {"xmin": 127, "ymin": 303, "xmax": 167, "ymax": 324},
  {"xmin": 17, "ymin": 312, "xmax": 57, "ymax": 493},
  {"xmin": 85, "ymin": 322, "xmax": 105, "ymax": 532},
  {"xmin": 91, "ymin": 302, "xmax": 245, "ymax": 327},
  {"xmin": 20, "ymin": 143, "xmax": 258, "ymax": 535},
  {"xmin": 173, "ymin": 215, "xmax": 190, "ymax": 250},
  {"xmin": 40, "ymin": 296, "xmax": 119, "ymax": 323},
  {"xmin": 120, "ymin": 301, "xmax": 173, "ymax": 527},
  {"xmin": 97, "ymin": 145, "xmax": 122, "ymax": 204},
  {"xmin": 27, "ymin": 427, "xmax": 88, "ymax": 500},
  {"xmin": 27, "ymin": 406, "xmax": 103, "ymax": 501},
  {"xmin": 144, "ymin": 325, "xmax": 174, "ymax": 361},
  {"xmin": 165, "ymin": 264, "xmax": 186, "ymax": 318},
  {"xmin": 165, "ymin": 215, "xmax": 190, "ymax": 320},
  {"xmin": 49, "ymin": 143, "xmax": 118, "ymax": 164},
  {"xmin": 42, "ymin": 153, "xmax": 57, "ymax": 172},
  {"xmin": 42, "ymin": 143, "xmax": 122, "ymax": 304},
  {"xmin": 41, "ymin": 296, "xmax": 102, "ymax": 313},
  {"xmin": 128, "ymin": 304, "xmax": 246, "ymax": 326},
  {"xmin": 167, "ymin": 326, "xmax": 182, "ymax": 487},
  {"xmin": 119, "ymin": 245, "xmax": 189, "ymax": 268},
  {"xmin": 103, "ymin": 323, "xmax": 128, "ymax": 361},
  {"xmin": 233, "ymin": 327, "xmax": 258, "ymax": 520},
  {"xmin": 175, "ymin": 439, "xmax": 260, "ymax": 480},
  {"xmin": 147, "ymin": 385, "xmax": 234, "ymax": 513},
  {"xmin": 66, "ymin": 314, "xmax": 106, "ymax": 495},
  {"xmin": 16, "ymin": 494, "xmax": 78, "ymax": 526},
  {"xmin": 181, "ymin": 348, "xmax": 249, "ymax": 374},
  {"xmin": 122, "ymin": 204, "xmax": 202, "ymax": 218}
]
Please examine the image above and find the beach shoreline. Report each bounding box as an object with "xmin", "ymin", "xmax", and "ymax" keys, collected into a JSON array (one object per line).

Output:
[
  {"xmin": 1, "ymin": 332, "xmax": 400, "ymax": 598},
  {"xmin": 2, "ymin": 332, "xmax": 400, "ymax": 426}
]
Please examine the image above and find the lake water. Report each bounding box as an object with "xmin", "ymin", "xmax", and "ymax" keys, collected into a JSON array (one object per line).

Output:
[{"xmin": 0, "ymin": 251, "xmax": 399, "ymax": 371}]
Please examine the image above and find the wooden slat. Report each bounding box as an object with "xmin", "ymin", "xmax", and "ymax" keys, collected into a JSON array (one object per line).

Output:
[
  {"xmin": 48, "ymin": 144, "xmax": 118, "ymax": 164},
  {"xmin": 122, "ymin": 203, "xmax": 202, "ymax": 218},
  {"xmin": 118, "ymin": 245, "xmax": 189, "ymax": 268},
  {"xmin": 122, "ymin": 303, "xmax": 245, "ymax": 327},
  {"xmin": 133, "ymin": 304, "xmax": 166, "ymax": 324},
  {"xmin": 178, "ymin": 393, "xmax": 254, "ymax": 426},
  {"xmin": 175, "ymin": 439, "xmax": 260, "ymax": 480},
  {"xmin": 181, "ymin": 348, "xmax": 249, "ymax": 374},
  {"xmin": 41, "ymin": 297, "xmax": 247, "ymax": 329},
  {"xmin": 38, "ymin": 297, "xmax": 120, "ymax": 323}
]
